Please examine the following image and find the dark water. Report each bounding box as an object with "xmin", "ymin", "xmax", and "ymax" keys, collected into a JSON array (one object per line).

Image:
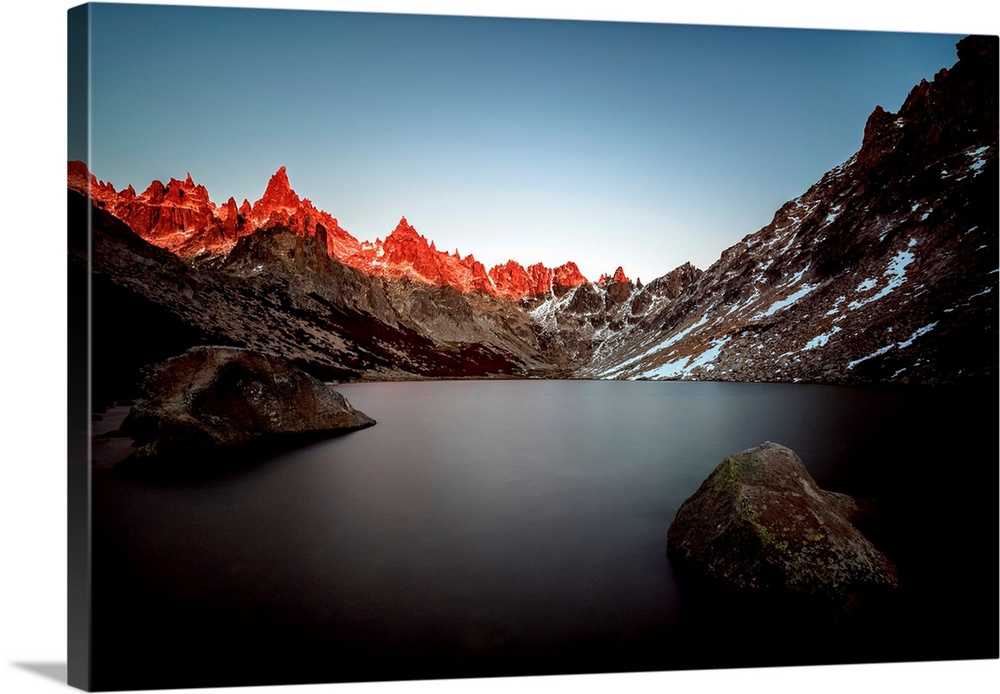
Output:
[{"xmin": 90, "ymin": 381, "xmax": 998, "ymax": 690}]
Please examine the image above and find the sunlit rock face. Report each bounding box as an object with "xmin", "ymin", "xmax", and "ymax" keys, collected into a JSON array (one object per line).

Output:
[
  {"xmin": 71, "ymin": 36, "xmax": 996, "ymax": 388},
  {"xmin": 69, "ymin": 163, "xmax": 596, "ymax": 300},
  {"xmin": 597, "ymin": 266, "xmax": 630, "ymax": 285}
]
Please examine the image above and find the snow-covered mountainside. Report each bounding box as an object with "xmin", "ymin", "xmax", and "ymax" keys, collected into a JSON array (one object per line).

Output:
[
  {"xmin": 72, "ymin": 35, "xmax": 997, "ymax": 395},
  {"xmin": 575, "ymin": 34, "xmax": 997, "ymax": 385}
]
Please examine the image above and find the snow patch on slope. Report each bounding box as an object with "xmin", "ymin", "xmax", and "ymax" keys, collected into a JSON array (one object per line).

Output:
[
  {"xmin": 968, "ymin": 145, "xmax": 991, "ymax": 174},
  {"xmin": 749, "ymin": 266, "xmax": 818, "ymax": 320},
  {"xmin": 848, "ymin": 321, "xmax": 939, "ymax": 369},
  {"xmin": 803, "ymin": 326, "xmax": 842, "ymax": 350},
  {"xmin": 529, "ymin": 287, "xmax": 577, "ymax": 331},
  {"xmin": 848, "ymin": 241, "xmax": 916, "ymax": 310},
  {"xmin": 757, "ymin": 281, "xmax": 819, "ymax": 318},
  {"xmin": 632, "ymin": 336, "xmax": 730, "ymax": 380}
]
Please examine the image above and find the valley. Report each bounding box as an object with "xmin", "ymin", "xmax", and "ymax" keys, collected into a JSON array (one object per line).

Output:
[{"xmin": 70, "ymin": 35, "xmax": 997, "ymax": 401}]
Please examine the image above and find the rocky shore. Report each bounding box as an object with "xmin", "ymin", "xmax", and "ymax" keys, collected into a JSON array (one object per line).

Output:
[{"xmin": 114, "ymin": 346, "xmax": 375, "ymax": 478}]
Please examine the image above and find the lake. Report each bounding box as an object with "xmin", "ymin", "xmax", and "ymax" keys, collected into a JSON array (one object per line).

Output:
[{"xmin": 89, "ymin": 380, "xmax": 998, "ymax": 690}]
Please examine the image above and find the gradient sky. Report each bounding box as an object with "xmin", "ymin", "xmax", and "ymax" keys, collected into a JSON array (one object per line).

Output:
[{"xmin": 74, "ymin": 2, "xmax": 966, "ymax": 284}]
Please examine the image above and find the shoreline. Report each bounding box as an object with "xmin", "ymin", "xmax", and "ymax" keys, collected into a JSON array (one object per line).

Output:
[{"xmin": 90, "ymin": 404, "xmax": 135, "ymax": 469}]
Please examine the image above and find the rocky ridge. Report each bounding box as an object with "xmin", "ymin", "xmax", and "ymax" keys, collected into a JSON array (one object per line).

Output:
[{"xmin": 70, "ymin": 162, "xmax": 591, "ymax": 300}]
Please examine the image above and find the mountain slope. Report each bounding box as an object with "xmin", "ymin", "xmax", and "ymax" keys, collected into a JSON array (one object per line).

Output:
[
  {"xmin": 71, "ymin": 190, "xmax": 580, "ymax": 405},
  {"xmin": 582, "ymin": 34, "xmax": 997, "ymax": 385}
]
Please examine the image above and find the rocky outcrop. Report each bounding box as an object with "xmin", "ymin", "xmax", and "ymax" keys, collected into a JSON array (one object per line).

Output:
[
  {"xmin": 119, "ymin": 346, "xmax": 375, "ymax": 471},
  {"xmin": 666, "ymin": 442, "xmax": 898, "ymax": 619},
  {"xmin": 597, "ymin": 266, "xmax": 630, "ymax": 285}
]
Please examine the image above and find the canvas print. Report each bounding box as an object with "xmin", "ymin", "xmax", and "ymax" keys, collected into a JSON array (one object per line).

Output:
[{"xmin": 67, "ymin": 2, "xmax": 998, "ymax": 691}]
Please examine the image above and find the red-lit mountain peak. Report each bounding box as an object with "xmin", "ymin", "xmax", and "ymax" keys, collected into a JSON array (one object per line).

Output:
[
  {"xmin": 387, "ymin": 216, "xmax": 421, "ymax": 240},
  {"xmin": 252, "ymin": 166, "xmax": 301, "ymax": 217},
  {"xmin": 553, "ymin": 261, "xmax": 588, "ymax": 289},
  {"xmin": 488, "ymin": 259, "xmax": 536, "ymax": 297},
  {"xmin": 162, "ymin": 173, "xmax": 212, "ymax": 208},
  {"xmin": 597, "ymin": 266, "xmax": 631, "ymax": 285}
]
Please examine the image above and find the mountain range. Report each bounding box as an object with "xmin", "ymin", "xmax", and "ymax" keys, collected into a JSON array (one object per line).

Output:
[
  {"xmin": 69, "ymin": 161, "xmax": 593, "ymax": 300},
  {"xmin": 70, "ymin": 34, "xmax": 997, "ymax": 404}
]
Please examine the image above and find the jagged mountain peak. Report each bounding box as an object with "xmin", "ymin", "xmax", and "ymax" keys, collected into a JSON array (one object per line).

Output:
[
  {"xmin": 254, "ymin": 165, "xmax": 300, "ymax": 213},
  {"xmin": 387, "ymin": 216, "xmax": 420, "ymax": 239},
  {"xmin": 267, "ymin": 164, "xmax": 290, "ymax": 184},
  {"xmin": 598, "ymin": 266, "xmax": 631, "ymax": 285},
  {"xmin": 857, "ymin": 34, "xmax": 997, "ymax": 178}
]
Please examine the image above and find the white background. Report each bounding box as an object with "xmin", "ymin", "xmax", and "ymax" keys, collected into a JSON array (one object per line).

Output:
[{"xmin": 2, "ymin": 1, "xmax": 997, "ymax": 693}]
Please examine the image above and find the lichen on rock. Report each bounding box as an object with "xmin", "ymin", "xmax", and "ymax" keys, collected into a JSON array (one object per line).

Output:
[{"xmin": 667, "ymin": 442, "xmax": 898, "ymax": 619}]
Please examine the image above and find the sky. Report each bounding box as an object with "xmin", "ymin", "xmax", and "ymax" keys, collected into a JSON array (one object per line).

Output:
[{"xmin": 70, "ymin": 1, "xmax": 970, "ymax": 284}]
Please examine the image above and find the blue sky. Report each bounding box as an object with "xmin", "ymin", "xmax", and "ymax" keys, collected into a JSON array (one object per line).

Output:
[{"xmin": 75, "ymin": 2, "xmax": 966, "ymax": 283}]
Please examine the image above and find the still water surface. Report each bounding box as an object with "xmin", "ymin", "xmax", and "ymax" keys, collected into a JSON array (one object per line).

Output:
[{"xmin": 91, "ymin": 380, "xmax": 997, "ymax": 689}]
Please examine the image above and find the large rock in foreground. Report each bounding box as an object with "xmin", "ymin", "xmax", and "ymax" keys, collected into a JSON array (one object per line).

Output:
[
  {"xmin": 667, "ymin": 442, "xmax": 898, "ymax": 619},
  {"xmin": 119, "ymin": 346, "xmax": 375, "ymax": 471}
]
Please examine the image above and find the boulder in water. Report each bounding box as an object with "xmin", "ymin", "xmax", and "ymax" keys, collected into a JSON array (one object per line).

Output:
[
  {"xmin": 119, "ymin": 346, "xmax": 375, "ymax": 474},
  {"xmin": 667, "ymin": 442, "xmax": 898, "ymax": 618}
]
